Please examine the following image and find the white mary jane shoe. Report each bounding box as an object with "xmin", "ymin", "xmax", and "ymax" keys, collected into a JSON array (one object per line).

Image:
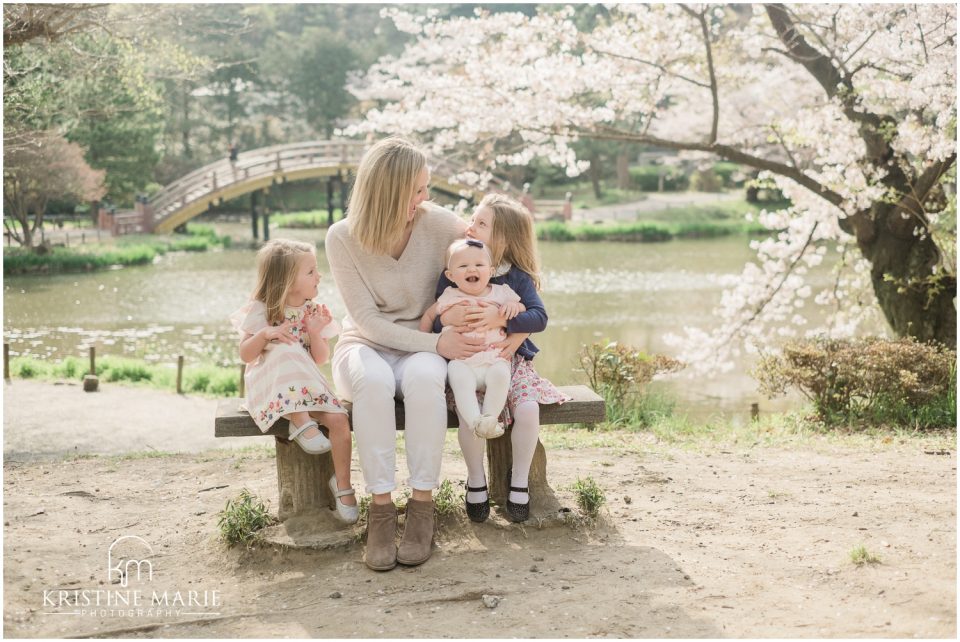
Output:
[
  {"xmin": 328, "ymin": 476, "xmax": 359, "ymax": 524},
  {"xmin": 288, "ymin": 420, "xmax": 331, "ymax": 455},
  {"xmin": 474, "ymin": 414, "xmax": 505, "ymax": 439}
]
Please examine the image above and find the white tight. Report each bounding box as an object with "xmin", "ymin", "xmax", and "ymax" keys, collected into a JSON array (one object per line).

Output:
[
  {"xmin": 332, "ymin": 344, "xmax": 448, "ymax": 495},
  {"xmin": 458, "ymin": 400, "xmax": 540, "ymax": 503},
  {"xmin": 447, "ymin": 359, "xmax": 511, "ymax": 428}
]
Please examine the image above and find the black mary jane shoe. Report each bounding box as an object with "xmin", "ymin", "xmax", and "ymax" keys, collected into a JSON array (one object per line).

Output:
[
  {"xmin": 505, "ymin": 471, "xmax": 530, "ymax": 523},
  {"xmin": 465, "ymin": 483, "xmax": 490, "ymax": 523}
]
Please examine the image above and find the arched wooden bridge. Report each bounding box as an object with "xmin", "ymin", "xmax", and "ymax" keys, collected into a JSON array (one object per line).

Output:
[{"xmin": 143, "ymin": 139, "xmax": 513, "ymax": 234}]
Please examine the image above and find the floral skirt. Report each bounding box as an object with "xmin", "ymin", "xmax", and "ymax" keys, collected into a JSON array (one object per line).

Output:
[
  {"xmin": 243, "ymin": 343, "xmax": 346, "ymax": 432},
  {"xmin": 446, "ymin": 354, "xmax": 571, "ymax": 427}
]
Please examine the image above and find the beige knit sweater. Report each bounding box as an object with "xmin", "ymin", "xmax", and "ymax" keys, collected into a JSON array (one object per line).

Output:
[{"xmin": 325, "ymin": 203, "xmax": 466, "ymax": 356}]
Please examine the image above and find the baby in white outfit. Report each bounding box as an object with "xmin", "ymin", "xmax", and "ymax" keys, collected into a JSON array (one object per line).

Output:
[{"xmin": 420, "ymin": 239, "xmax": 525, "ymax": 438}]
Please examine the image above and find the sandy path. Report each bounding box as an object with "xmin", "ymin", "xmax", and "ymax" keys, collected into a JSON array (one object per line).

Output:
[{"xmin": 3, "ymin": 380, "xmax": 956, "ymax": 639}]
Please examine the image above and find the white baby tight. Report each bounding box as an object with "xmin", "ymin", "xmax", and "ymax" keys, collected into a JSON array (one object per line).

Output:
[
  {"xmin": 458, "ymin": 399, "xmax": 539, "ymax": 504},
  {"xmin": 332, "ymin": 344, "xmax": 448, "ymax": 495},
  {"xmin": 446, "ymin": 359, "xmax": 511, "ymax": 429}
]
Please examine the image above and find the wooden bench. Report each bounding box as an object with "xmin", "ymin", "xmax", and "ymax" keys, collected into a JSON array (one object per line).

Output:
[{"xmin": 215, "ymin": 385, "xmax": 605, "ymax": 522}]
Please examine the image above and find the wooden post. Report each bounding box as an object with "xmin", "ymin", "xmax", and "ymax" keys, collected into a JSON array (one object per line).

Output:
[
  {"xmin": 250, "ymin": 190, "xmax": 260, "ymax": 240},
  {"xmin": 239, "ymin": 363, "xmax": 246, "ymax": 398},
  {"xmin": 275, "ymin": 435, "xmax": 337, "ymax": 521},
  {"xmin": 339, "ymin": 171, "xmax": 349, "ymax": 218},
  {"xmin": 262, "ymin": 210, "xmax": 270, "ymax": 242},
  {"xmin": 83, "ymin": 346, "xmax": 99, "ymax": 392},
  {"xmin": 176, "ymin": 355, "xmax": 184, "ymax": 394},
  {"xmin": 327, "ymin": 178, "xmax": 335, "ymax": 227},
  {"xmin": 487, "ymin": 436, "xmax": 560, "ymax": 520},
  {"xmin": 3, "ymin": 343, "xmax": 10, "ymax": 381},
  {"xmin": 750, "ymin": 403, "xmax": 760, "ymax": 421}
]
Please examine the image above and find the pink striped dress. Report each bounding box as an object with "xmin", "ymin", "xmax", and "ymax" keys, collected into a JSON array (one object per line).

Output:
[{"xmin": 230, "ymin": 300, "xmax": 347, "ymax": 433}]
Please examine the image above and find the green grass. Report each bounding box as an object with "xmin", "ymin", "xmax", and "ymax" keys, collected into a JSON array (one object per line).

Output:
[
  {"xmin": 850, "ymin": 544, "xmax": 881, "ymax": 566},
  {"xmin": 536, "ymin": 200, "xmax": 785, "ymax": 243},
  {"xmin": 571, "ymin": 476, "xmax": 606, "ymax": 518},
  {"xmin": 8, "ymin": 356, "xmax": 241, "ymax": 396},
  {"xmin": 4, "ymin": 226, "xmax": 230, "ymax": 275},
  {"xmin": 271, "ymin": 209, "xmax": 345, "ymax": 229},
  {"xmin": 217, "ymin": 489, "xmax": 275, "ymax": 547}
]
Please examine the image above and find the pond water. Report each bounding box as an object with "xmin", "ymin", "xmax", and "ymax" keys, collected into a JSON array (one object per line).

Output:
[{"xmin": 3, "ymin": 221, "xmax": 853, "ymax": 422}]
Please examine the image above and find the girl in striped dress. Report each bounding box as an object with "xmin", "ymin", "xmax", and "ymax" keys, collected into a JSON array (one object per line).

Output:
[{"xmin": 230, "ymin": 239, "xmax": 357, "ymax": 523}]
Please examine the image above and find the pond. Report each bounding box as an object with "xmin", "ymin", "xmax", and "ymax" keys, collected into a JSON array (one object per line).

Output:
[{"xmin": 3, "ymin": 221, "xmax": 856, "ymax": 422}]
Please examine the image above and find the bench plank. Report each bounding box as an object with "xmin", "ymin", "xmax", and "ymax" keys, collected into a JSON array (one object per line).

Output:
[{"xmin": 214, "ymin": 384, "xmax": 605, "ymax": 438}]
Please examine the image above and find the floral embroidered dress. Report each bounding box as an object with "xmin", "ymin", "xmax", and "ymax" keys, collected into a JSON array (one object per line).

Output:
[{"xmin": 230, "ymin": 300, "xmax": 347, "ymax": 433}]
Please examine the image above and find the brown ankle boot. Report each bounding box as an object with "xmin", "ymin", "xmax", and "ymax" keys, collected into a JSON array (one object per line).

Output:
[
  {"xmin": 396, "ymin": 498, "xmax": 435, "ymax": 566},
  {"xmin": 364, "ymin": 501, "xmax": 398, "ymax": 571}
]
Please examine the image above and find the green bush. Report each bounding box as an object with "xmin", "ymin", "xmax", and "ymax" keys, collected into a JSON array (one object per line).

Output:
[
  {"xmin": 629, "ymin": 165, "xmax": 689, "ymax": 191},
  {"xmin": 11, "ymin": 358, "xmax": 48, "ymax": 379},
  {"xmin": 571, "ymin": 476, "xmax": 606, "ymax": 518},
  {"xmin": 218, "ymin": 489, "xmax": 274, "ymax": 547},
  {"xmin": 754, "ymin": 336, "xmax": 956, "ymax": 427},
  {"xmin": 272, "ymin": 209, "xmax": 344, "ymax": 229},
  {"xmin": 578, "ymin": 341, "xmax": 683, "ymax": 427},
  {"xmin": 98, "ymin": 356, "xmax": 154, "ymax": 383},
  {"xmin": 689, "ymin": 168, "xmax": 723, "ymax": 192}
]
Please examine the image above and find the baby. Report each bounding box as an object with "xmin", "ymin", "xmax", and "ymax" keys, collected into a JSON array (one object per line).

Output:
[{"xmin": 420, "ymin": 239, "xmax": 525, "ymax": 438}]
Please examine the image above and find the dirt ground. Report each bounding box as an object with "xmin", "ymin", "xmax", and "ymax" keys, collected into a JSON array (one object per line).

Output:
[{"xmin": 2, "ymin": 380, "xmax": 957, "ymax": 638}]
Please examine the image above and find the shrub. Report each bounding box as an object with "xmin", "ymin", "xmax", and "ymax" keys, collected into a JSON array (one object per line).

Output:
[
  {"xmin": 11, "ymin": 358, "xmax": 48, "ymax": 379},
  {"xmin": 689, "ymin": 168, "xmax": 723, "ymax": 192},
  {"xmin": 98, "ymin": 356, "xmax": 154, "ymax": 383},
  {"xmin": 571, "ymin": 476, "xmax": 606, "ymax": 518},
  {"xmin": 753, "ymin": 336, "xmax": 956, "ymax": 427},
  {"xmin": 578, "ymin": 341, "xmax": 683, "ymax": 427},
  {"xmin": 217, "ymin": 489, "xmax": 274, "ymax": 547},
  {"xmin": 628, "ymin": 165, "xmax": 688, "ymax": 191}
]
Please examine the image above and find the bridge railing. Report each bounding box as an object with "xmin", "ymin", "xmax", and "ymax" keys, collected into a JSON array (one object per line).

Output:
[
  {"xmin": 148, "ymin": 140, "xmax": 367, "ymax": 227},
  {"xmin": 147, "ymin": 139, "xmax": 525, "ymax": 230}
]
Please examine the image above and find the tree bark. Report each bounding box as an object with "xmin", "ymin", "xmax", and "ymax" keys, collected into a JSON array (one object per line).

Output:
[
  {"xmin": 274, "ymin": 436, "xmax": 336, "ymax": 521},
  {"xmin": 616, "ymin": 147, "xmax": 631, "ymax": 190},
  {"xmin": 588, "ymin": 152, "xmax": 603, "ymax": 199},
  {"xmin": 487, "ymin": 435, "xmax": 561, "ymax": 520},
  {"xmin": 858, "ymin": 202, "xmax": 957, "ymax": 347}
]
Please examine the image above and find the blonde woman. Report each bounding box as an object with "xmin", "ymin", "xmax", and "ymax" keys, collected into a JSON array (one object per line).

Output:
[{"xmin": 326, "ymin": 137, "xmax": 485, "ymax": 571}]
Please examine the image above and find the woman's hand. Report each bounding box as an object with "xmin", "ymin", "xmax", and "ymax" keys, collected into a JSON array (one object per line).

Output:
[
  {"xmin": 439, "ymin": 300, "xmax": 473, "ymax": 328},
  {"xmin": 262, "ymin": 320, "xmax": 297, "ymax": 344},
  {"xmin": 436, "ymin": 328, "xmax": 487, "ymax": 360},
  {"xmin": 470, "ymin": 300, "xmax": 507, "ymax": 332},
  {"xmin": 304, "ymin": 304, "xmax": 332, "ymax": 336},
  {"xmin": 491, "ymin": 332, "xmax": 529, "ymax": 360}
]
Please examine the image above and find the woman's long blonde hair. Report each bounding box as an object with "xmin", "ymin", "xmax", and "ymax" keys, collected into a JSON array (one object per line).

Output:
[
  {"xmin": 348, "ymin": 136, "xmax": 427, "ymax": 255},
  {"xmin": 478, "ymin": 193, "xmax": 541, "ymax": 290},
  {"xmin": 252, "ymin": 239, "xmax": 315, "ymax": 325}
]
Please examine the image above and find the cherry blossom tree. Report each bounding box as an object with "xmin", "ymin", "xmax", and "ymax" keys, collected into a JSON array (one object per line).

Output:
[{"xmin": 346, "ymin": 3, "xmax": 956, "ymax": 372}]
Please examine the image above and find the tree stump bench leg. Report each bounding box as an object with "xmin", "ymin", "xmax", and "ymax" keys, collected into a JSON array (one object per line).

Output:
[
  {"xmin": 486, "ymin": 434, "xmax": 561, "ymax": 521},
  {"xmin": 274, "ymin": 436, "xmax": 337, "ymax": 522}
]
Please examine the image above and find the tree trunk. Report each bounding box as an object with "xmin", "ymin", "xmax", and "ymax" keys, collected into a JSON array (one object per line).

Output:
[
  {"xmin": 616, "ymin": 147, "xmax": 631, "ymax": 190},
  {"xmin": 860, "ymin": 209, "xmax": 957, "ymax": 348},
  {"xmin": 588, "ymin": 152, "xmax": 603, "ymax": 200},
  {"xmin": 487, "ymin": 435, "xmax": 561, "ymax": 520},
  {"xmin": 274, "ymin": 436, "xmax": 336, "ymax": 521}
]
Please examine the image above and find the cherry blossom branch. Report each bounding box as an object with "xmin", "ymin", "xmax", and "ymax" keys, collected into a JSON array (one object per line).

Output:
[
  {"xmin": 680, "ymin": 4, "xmax": 720, "ymax": 143},
  {"xmin": 723, "ymin": 222, "xmax": 821, "ymax": 342},
  {"xmin": 590, "ymin": 48, "xmax": 711, "ymax": 89},
  {"xmin": 584, "ymin": 124, "xmax": 845, "ymax": 208}
]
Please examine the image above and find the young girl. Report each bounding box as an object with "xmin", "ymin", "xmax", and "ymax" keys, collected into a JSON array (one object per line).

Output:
[
  {"xmin": 230, "ymin": 239, "xmax": 358, "ymax": 524},
  {"xmin": 420, "ymin": 239, "xmax": 524, "ymax": 440},
  {"xmin": 433, "ymin": 194, "xmax": 570, "ymax": 523}
]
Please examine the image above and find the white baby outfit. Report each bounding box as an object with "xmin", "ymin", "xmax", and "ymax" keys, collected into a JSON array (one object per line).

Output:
[{"xmin": 435, "ymin": 283, "xmax": 522, "ymax": 366}]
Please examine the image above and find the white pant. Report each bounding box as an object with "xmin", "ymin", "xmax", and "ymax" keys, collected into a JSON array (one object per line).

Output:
[
  {"xmin": 447, "ymin": 359, "xmax": 511, "ymax": 428},
  {"xmin": 332, "ymin": 343, "xmax": 448, "ymax": 495}
]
